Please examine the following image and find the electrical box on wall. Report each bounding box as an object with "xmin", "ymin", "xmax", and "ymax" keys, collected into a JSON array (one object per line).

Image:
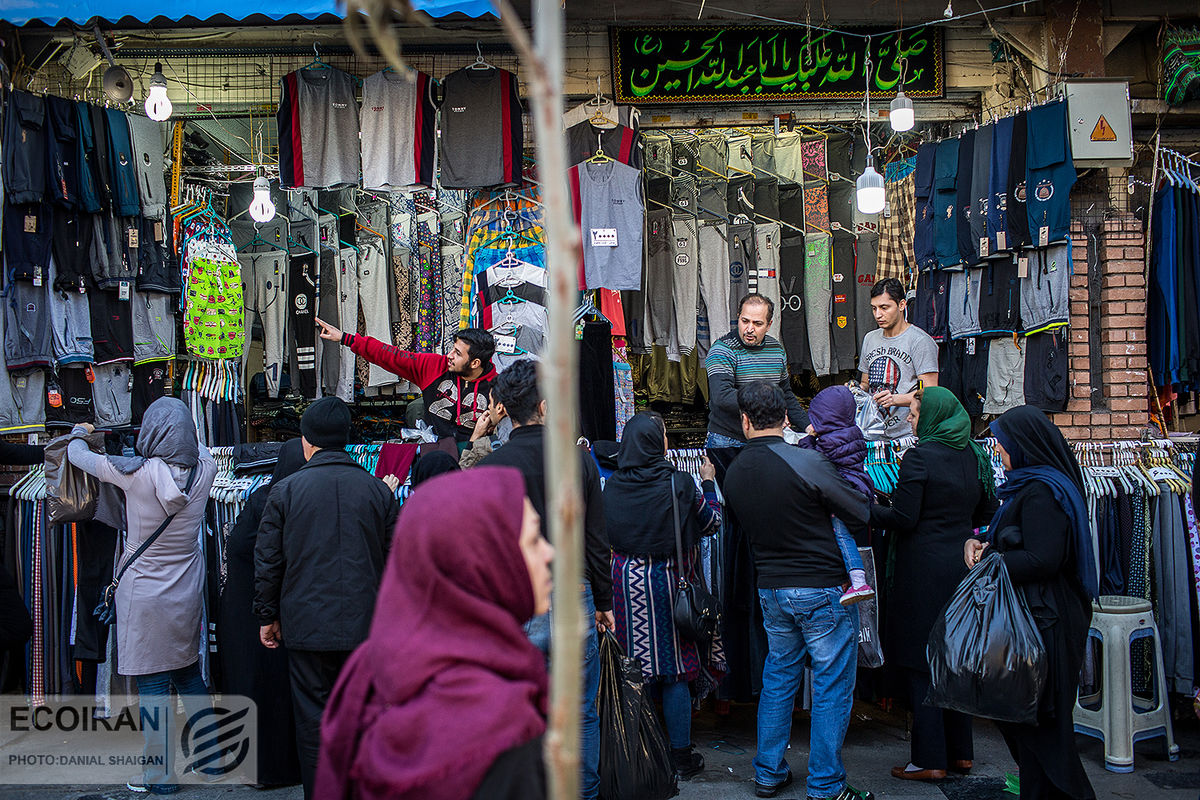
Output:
[{"xmin": 1051, "ymin": 80, "xmax": 1134, "ymax": 168}]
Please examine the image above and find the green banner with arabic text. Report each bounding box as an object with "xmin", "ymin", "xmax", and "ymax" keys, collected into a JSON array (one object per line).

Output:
[{"xmin": 610, "ymin": 25, "xmax": 944, "ymax": 105}]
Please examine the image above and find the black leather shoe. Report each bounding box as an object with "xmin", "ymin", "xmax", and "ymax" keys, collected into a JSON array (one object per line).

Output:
[{"xmin": 755, "ymin": 771, "xmax": 794, "ymax": 797}]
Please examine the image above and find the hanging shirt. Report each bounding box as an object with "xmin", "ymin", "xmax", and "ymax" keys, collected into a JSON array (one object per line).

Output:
[
  {"xmin": 565, "ymin": 121, "xmax": 642, "ymax": 169},
  {"xmin": 1025, "ymin": 100, "xmax": 1076, "ymax": 245},
  {"xmin": 74, "ymin": 101, "xmax": 102, "ymax": 214},
  {"xmin": 438, "ymin": 67, "xmax": 524, "ymax": 189},
  {"xmin": 277, "ymin": 66, "xmax": 360, "ymax": 189},
  {"xmin": 184, "ymin": 256, "xmax": 245, "ymax": 359},
  {"xmin": 360, "ymin": 69, "xmax": 437, "ymax": 191},
  {"xmin": 569, "ymin": 159, "xmax": 644, "ymax": 291}
]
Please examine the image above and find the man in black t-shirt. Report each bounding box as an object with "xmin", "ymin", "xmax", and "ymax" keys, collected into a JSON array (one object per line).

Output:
[{"xmin": 723, "ymin": 382, "xmax": 873, "ymax": 800}]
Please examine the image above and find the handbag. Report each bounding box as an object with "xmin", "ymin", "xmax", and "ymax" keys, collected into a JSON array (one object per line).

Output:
[
  {"xmin": 670, "ymin": 474, "xmax": 719, "ymax": 643},
  {"xmin": 93, "ymin": 468, "xmax": 197, "ymax": 627}
]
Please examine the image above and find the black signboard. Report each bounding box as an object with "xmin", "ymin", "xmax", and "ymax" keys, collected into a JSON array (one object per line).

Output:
[{"xmin": 610, "ymin": 25, "xmax": 944, "ymax": 105}]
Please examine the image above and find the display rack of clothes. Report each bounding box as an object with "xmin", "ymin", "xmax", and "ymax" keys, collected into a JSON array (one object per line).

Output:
[{"xmin": 1149, "ymin": 148, "xmax": 1200, "ymax": 398}]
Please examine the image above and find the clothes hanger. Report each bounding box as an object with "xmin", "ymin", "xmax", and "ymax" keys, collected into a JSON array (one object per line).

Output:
[
  {"xmin": 587, "ymin": 135, "xmax": 612, "ymax": 164},
  {"xmin": 237, "ymin": 222, "xmax": 288, "ymax": 254},
  {"xmin": 303, "ymin": 42, "xmax": 331, "ymax": 72},
  {"xmin": 468, "ymin": 41, "xmax": 495, "ymax": 71}
]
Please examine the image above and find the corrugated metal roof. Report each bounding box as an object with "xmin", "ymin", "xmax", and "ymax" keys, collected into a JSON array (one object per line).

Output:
[{"xmin": 1, "ymin": 0, "xmax": 494, "ymax": 26}]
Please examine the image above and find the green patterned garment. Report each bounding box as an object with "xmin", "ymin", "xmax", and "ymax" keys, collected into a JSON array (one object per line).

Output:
[{"xmin": 185, "ymin": 256, "xmax": 245, "ymax": 359}]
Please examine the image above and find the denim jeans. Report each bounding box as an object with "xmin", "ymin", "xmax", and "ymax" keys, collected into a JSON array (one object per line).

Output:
[
  {"xmin": 524, "ymin": 585, "xmax": 601, "ymax": 799},
  {"xmin": 134, "ymin": 661, "xmax": 211, "ymax": 788},
  {"xmin": 705, "ymin": 431, "xmax": 745, "ymax": 449},
  {"xmin": 831, "ymin": 516, "xmax": 864, "ymax": 574},
  {"xmin": 754, "ymin": 586, "xmax": 859, "ymax": 798},
  {"xmin": 660, "ymin": 678, "xmax": 692, "ymax": 750}
]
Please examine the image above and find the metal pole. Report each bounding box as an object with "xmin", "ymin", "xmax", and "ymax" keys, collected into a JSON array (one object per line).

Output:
[{"xmin": 495, "ymin": 2, "xmax": 583, "ymax": 798}]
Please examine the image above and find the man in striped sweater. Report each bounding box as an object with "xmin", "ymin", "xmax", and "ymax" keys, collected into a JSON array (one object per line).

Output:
[{"xmin": 705, "ymin": 293, "xmax": 810, "ymax": 454}]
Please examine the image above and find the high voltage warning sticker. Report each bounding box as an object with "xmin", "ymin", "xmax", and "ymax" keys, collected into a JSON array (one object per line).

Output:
[{"xmin": 1090, "ymin": 115, "xmax": 1117, "ymax": 142}]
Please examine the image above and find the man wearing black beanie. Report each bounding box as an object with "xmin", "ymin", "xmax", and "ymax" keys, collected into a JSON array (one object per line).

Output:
[{"xmin": 253, "ymin": 396, "xmax": 399, "ymax": 800}]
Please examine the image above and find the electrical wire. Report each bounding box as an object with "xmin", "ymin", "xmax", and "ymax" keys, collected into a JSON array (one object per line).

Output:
[{"xmin": 668, "ymin": 0, "xmax": 1043, "ymax": 40}]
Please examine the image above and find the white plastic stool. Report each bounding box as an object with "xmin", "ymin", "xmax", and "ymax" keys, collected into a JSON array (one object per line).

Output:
[{"xmin": 1073, "ymin": 595, "xmax": 1180, "ymax": 772}]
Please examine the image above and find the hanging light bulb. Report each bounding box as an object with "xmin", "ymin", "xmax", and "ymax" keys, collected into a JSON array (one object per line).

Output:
[
  {"xmin": 857, "ymin": 42, "xmax": 885, "ymax": 215},
  {"xmin": 857, "ymin": 157, "xmax": 886, "ymax": 215},
  {"xmin": 890, "ymin": 89, "xmax": 915, "ymax": 132},
  {"xmin": 943, "ymin": 0, "xmax": 954, "ymax": 18},
  {"xmin": 248, "ymin": 173, "xmax": 276, "ymax": 223},
  {"xmin": 144, "ymin": 62, "xmax": 172, "ymax": 121}
]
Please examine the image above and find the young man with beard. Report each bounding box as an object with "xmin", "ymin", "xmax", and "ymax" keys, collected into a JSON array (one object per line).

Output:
[
  {"xmin": 316, "ymin": 317, "xmax": 495, "ymax": 442},
  {"xmin": 858, "ymin": 278, "xmax": 939, "ymax": 440}
]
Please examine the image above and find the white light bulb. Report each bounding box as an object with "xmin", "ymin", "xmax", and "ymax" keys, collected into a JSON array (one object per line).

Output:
[
  {"xmin": 144, "ymin": 63, "xmax": 172, "ymax": 121},
  {"xmin": 856, "ymin": 163, "xmax": 886, "ymax": 215},
  {"xmin": 890, "ymin": 90, "xmax": 915, "ymax": 132},
  {"xmin": 249, "ymin": 176, "xmax": 276, "ymax": 223}
]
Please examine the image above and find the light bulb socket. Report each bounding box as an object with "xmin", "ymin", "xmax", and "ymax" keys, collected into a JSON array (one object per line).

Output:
[
  {"xmin": 149, "ymin": 62, "xmax": 167, "ymax": 90},
  {"xmin": 252, "ymin": 175, "xmax": 271, "ymax": 194}
]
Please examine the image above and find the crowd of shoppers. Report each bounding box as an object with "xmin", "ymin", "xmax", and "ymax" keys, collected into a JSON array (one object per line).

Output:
[{"xmin": 0, "ymin": 282, "xmax": 1105, "ymax": 800}]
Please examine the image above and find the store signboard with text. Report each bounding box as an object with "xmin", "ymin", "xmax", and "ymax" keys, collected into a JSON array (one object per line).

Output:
[{"xmin": 610, "ymin": 25, "xmax": 944, "ymax": 105}]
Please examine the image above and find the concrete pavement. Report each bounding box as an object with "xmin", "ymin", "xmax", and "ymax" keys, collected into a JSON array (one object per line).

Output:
[{"xmin": 0, "ymin": 699, "xmax": 1195, "ymax": 799}]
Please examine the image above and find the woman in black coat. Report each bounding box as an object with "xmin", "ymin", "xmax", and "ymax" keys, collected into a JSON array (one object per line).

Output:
[
  {"xmin": 216, "ymin": 440, "xmax": 305, "ymax": 787},
  {"xmin": 965, "ymin": 406, "xmax": 1097, "ymax": 800},
  {"xmin": 869, "ymin": 387, "xmax": 997, "ymax": 781}
]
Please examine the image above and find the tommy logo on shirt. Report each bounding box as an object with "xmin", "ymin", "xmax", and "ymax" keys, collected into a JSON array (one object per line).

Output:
[
  {"xmin": 332, "ymin": 102, "xmax": 349, "ymax": 110},
  {"xmin": 451, "ymin": 106, "xmax": 468, "ymax": 113},
  {"xmin": 371, "ymin": 106, "xmax": 385, "ymax": 112}
]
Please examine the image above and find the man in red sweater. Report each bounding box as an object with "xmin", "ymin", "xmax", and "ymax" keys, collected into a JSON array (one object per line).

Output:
[{"xmin": 316, "ymin": 317, "xmax": 497, "ymax": 442}]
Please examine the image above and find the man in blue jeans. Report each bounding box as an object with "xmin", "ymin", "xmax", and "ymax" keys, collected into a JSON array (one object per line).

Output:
[
  {"xmin": 723, "ymin": 382, "xmax": 875, "ymax": 800},
  {"xmin": 479, "ymin": 359, "xmax": 612, "ymax": 798}
]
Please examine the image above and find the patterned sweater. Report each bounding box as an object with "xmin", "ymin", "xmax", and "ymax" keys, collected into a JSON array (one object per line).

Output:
[{"xmin": 704, "ymin": 331, "xmax": 809, "ymax": 441}]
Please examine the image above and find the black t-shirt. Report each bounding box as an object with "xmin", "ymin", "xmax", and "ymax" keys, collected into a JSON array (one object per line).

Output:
[{"xmin": 724, "ymin": 437, "xmax": 870, "ymax": 589}]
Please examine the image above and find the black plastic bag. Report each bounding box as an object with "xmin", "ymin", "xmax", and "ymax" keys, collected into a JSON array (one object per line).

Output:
[
  {"xmin": 926, "ymin": 551, "xmax": 1047, "ymax": 724},
  {"xmin": 856, "ymin": 546, "xmax": 884, "ymax": 668},
  {"xmin": 44, "ymin": 432, "xmax": 104, "ymax": 523},
  {"xmin": 598, "ymin": 632, "xmax": 678, "ymax": 800}
]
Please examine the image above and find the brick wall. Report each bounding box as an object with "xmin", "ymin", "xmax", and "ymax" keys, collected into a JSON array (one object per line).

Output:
[{"xmin": 1051, "ymin": 215, "xmax": 1150, "ymax": 441}]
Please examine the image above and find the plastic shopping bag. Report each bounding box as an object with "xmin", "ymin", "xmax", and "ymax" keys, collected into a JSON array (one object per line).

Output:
[
  {"xmin": 926, "ymin": 551, "xmax": 1047, "ymax": 724},
  {"xmin": 848, "ymin": 382, "xmax": 888, "ymax": 441},
  {"xmin": 44, "ymin": 432, "xmax": 104, "ymax": 523},
  {"xmin": 598, "ymin": 632, "xmax": 678, "ymax": 800},
  {"xmin": 856, "ymin": 546, "xmax": 885, "ymax": 668}
]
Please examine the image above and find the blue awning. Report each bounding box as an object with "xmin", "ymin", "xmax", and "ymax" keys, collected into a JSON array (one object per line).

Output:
[{"xmin": 1, "ymin": 0, "xmax": 494, "ymax": 26}]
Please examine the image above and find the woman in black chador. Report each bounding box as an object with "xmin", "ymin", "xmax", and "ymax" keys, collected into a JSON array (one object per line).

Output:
[{"xmin": 965, "ymin": 406, "xmax": 1097, "ymax": 800}]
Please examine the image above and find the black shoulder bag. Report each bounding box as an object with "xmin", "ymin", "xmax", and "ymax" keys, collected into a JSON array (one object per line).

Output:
[
  {"xmin": 670, "ymin": 474, "xmax": 719, "ymax": 644},
  {"xmin": 94, "ymin": 468, "xmax": 197, "ymax": 626}
]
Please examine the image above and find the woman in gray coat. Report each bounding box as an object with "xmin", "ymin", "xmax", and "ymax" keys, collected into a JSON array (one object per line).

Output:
[{"xmin": 69, "ymin": 397, "xmax": 217, "ymax": 794}]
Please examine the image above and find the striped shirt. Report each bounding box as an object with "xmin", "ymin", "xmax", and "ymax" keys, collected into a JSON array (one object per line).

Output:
[{"xmin": 704, "ymin": 331, "xmax": 808, "ymax": 441}]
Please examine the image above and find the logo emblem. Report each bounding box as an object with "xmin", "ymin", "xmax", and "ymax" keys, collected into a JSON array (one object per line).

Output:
[{"xmin": 1034, "ymin": 179, "xmax": 1054, "ymax": 202}]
